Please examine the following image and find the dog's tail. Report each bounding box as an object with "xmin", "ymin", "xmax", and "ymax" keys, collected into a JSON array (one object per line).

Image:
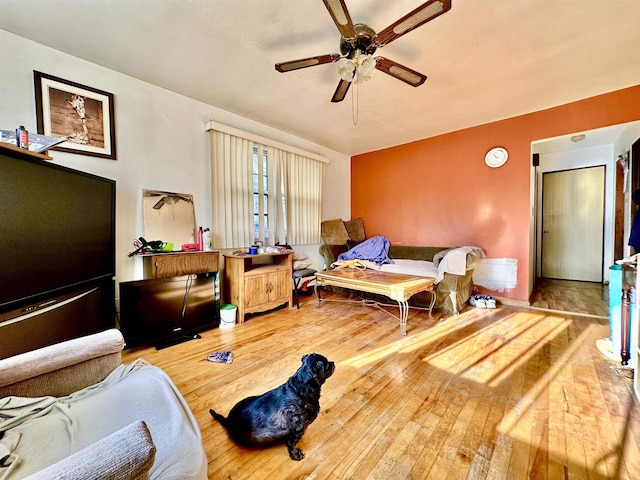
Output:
[{"xmin": 209, "ymin": 408, "xmax": 228, "ymax": 427}]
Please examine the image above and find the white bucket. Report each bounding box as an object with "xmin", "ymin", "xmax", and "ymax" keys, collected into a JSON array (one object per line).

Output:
[{"xmin": 220, "ymin": 304, "xmax": 237, "ymax": 328}]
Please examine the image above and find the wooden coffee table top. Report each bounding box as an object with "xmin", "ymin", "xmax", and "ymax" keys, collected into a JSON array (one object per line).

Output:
[{"xmin": 315, "ymin": 268, "xmax": 434, "ymax": 303}]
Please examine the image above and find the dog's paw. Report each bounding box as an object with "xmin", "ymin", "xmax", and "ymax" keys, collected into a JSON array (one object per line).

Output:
[{"xmin": 288, "ymin": 447, "xmax": 305, "ymax": 461}]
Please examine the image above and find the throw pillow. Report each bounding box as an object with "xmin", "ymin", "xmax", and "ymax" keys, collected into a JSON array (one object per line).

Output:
[
  {"xmin": 320, "ymin": 219, "xmax": 349, "ymax": 245},
  {"xmin": 293, "ymin": 260, "xmax": 312, "ymax": 271},
  {"xmin": 344, "ymin": 217, "xmax": 366, "ymax": 243},
  {"xmin": 293, "ymin": 251, "xmax": 309, "ymax": 261}
]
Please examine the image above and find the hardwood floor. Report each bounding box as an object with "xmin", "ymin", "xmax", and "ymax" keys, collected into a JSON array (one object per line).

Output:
[
  {"xmin": 122, "ymin": 290, "xmax": 640, "ymax": 479},
  {"xmin": 529, "ymin": 278, "xmax": 609, "ymax": 318}
]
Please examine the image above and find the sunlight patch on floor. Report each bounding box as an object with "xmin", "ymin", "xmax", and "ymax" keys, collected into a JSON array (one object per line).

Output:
[
  {"xmin": 339, "ymin": 309, "xmax": 492, "ymax": 369},
  {"xmin": 422, "ymin": 311, "xmax": 565, "ymax": 383},
  {"xmin": 496, "ymin": 322, "xmax": 602, "ymax": 469}
]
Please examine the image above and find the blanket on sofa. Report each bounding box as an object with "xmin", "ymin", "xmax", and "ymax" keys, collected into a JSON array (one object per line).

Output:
[
  {"xmin": 0, "ymin": 359, "xmax": 207, "ymax": 480},
  {"xmin": 337, "ymin": 235, "xmax": 393, "ymax": 266}
]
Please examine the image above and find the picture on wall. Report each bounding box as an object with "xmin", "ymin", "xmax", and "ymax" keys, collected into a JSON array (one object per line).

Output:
[{"xmin": 34, "ymin": 71, "xmax": 117, "ymax": 160}]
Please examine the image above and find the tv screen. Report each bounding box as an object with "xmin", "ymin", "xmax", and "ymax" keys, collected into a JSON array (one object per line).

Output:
[
  {"xmin": 0, "ymin": 150, "xmax": 116, "ymax": 313},
  {"xmin": 119, "ymin": 273, "xmax": 220, "ymax": 348}
]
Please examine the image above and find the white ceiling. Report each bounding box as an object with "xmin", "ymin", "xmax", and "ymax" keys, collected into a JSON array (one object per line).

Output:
[{"xmin": 1, "ymin": 0, "xmax": 640, "ymax": 156}]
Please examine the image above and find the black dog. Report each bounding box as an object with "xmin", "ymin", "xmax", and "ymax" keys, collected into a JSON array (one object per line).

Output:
[{"xmin": 209, "ymin": 353, "xmax": 335, "ymax": 460}]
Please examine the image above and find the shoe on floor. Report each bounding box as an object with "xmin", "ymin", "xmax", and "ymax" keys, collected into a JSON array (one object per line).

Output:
[
  {"xmin": 470, "ymin": 294, "xmax": 486, "ymax": 308},
  {"xmin": 484, "ymin": 295, "xmax": 496, "ymax": 309}
]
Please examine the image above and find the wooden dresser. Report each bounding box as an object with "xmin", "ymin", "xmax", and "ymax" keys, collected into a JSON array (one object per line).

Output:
[{"xmin": 223, "ymin": 252, "xmax": 293, "ymax": 322}]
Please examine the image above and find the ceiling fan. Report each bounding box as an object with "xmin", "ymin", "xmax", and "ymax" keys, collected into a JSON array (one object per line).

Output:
[{"xmin": 275, "ymin": 0, "xmax": 452, "ymax": 103}]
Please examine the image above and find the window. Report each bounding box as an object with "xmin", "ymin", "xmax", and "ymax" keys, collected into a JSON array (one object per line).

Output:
[{"xmin": 253, "ymin": 145, "xmax": 269, "ymax": 239}]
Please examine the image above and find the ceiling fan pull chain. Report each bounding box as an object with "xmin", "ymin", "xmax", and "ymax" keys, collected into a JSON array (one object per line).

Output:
[{"xmin": 352, "ymin": 78, "xmax": 359, "ymax": 125}]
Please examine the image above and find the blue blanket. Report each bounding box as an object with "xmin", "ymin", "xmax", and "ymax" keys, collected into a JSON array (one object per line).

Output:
[{"xmin": 337, "ymin": 235, "xmax": 394, "ymax": 266}]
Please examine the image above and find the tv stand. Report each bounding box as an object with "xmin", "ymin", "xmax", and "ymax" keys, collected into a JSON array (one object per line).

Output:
[{"xmin": 120, "ymin": 251, "xmax": 221, "ymax": 349}]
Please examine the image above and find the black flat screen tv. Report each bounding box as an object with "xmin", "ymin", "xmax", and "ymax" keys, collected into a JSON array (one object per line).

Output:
[
  {"xmin": 0, "ymin": 148, "xmax": 116, "ymax": 314},
  {"xmin": 119, "ymin": 273, "xmax": 220, "ymax": 349}
]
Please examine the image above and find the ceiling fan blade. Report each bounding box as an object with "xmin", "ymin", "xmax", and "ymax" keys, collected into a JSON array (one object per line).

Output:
[
  {"xmin": 322, "ymin": 0, "xmax": 357, "ymax": 39},
  {"xmin": 331, "ymin": 79, "xmax": 352, "ymax": 103},
  {"xmin": 275, "ymin": 53, "xmax": 341, "ymax": 72},
  {"xmin": 375, "ymin": 0, "xmax": 452, "ymax": 46},
  {"xmin": 375, "ymin": 57, "xmax": 427, "ymax": 87},
  {"xmin": 153, "ymin": 198, "xmax": 166, "ymax": 210}
]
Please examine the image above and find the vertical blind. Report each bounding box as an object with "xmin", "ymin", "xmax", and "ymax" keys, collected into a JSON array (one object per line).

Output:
[{"xmin": 208, "ymin": 124, "xmax": 326, "ymax": 249}]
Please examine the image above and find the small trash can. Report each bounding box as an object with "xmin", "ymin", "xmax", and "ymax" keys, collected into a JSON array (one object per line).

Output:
[{"xmin": 220, "ymin": 304, "xmax": 237, "ymax": 328}]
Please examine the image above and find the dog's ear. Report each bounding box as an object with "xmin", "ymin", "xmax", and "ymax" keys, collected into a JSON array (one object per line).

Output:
[{"xmin": 309, "ymin": 356, "xmax": 330, "ymax": 385}]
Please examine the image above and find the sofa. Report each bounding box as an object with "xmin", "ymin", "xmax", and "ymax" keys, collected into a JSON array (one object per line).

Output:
[
  {"xmin": 0, "ymin": 329, "xmax": 207, "ymax": 480},
  {"xmin": 319, "ymin": 218, "xmax": 483, "ymax": 314}
]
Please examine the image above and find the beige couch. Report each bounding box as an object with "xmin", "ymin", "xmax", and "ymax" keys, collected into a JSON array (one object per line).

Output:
[
  {"xmin": 0, "ymin": 329, "xmax": 207, "ymax": 480},
  {"xmin": 319, "ymin": 219, "xmax": 482, "ymax": 314}
]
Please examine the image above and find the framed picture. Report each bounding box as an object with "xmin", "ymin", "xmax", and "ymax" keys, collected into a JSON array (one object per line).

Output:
[{"xmin": 34, "ymin": 71, "xmax": 116, "ymax": 159}]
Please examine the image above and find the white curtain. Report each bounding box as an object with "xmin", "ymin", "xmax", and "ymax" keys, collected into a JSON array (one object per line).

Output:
[
  {"xmin": 282, "ymin": 151, "xmax": 324, "ymax": 245},
  {"xmin": 210, "ymin": 130, "xmax": 254, "ymax": 249},
  {"xmin": 209, "ymin": 126, "xmax": 325, "ymax": 248}
]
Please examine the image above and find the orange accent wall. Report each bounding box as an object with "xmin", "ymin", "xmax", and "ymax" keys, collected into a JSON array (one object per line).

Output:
[{"xmin": 351, "ymin": 85, "xmax": 640, "ymax": 302}]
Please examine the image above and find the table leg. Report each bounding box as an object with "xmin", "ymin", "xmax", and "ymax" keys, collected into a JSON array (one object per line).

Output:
[
  {"xmin": 314, "ymin": 281, "xmax": 322, "ymax": 307},
  {"xmin": 428, "ymin": 291, "xmax": 436, "ymax": 319},
  {"xmin": 399, "ymin": 300, "xmax": 409, "ymax": 336}
]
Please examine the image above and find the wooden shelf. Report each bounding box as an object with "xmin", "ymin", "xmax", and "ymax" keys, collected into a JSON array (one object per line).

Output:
[{"xmin": 0, "ymin": 142, "xmax": 52, "ymax": 161}]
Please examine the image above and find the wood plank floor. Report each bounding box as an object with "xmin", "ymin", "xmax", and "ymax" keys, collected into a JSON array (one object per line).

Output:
[
  {"xmin": 530, "ymin": 278, "xmax": 609, "ymax": 318},
  {"xmin": 122, "ymin": 291, "xmax": 640, "ymax": 479}
]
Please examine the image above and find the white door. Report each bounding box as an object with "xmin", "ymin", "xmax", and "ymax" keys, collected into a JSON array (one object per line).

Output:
[{"xmin": 541, "ymin": 166, "xmax": 605, "ymax": 281}]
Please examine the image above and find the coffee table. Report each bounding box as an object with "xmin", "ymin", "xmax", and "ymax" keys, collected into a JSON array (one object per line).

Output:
[{"xmin": 314, "ymin": 268, "xmax": 435, "ymax": 335}]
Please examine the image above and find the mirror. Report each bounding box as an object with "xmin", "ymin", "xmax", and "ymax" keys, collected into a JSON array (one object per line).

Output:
[{"xmin": 143, "ymin": 189, "xmax": 196, "ymax": 249}]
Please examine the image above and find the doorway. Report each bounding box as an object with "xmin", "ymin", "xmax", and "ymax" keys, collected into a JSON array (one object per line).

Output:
[
  {"xmin": 541, "ymin": 166, "xmax": 605, "ymax": 281},
  {"xmin": 530, "ymin": 122, "xmax": 640, "ymax": 315}
]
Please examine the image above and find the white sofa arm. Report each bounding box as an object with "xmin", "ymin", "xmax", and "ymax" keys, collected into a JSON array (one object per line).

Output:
[
  {"xmin": 24, "ymin": 420, "xmax": 156, "ymax": 480},
  {"xmin": 0, "ymin": 329, "xmax": 124, "ymax": 398}
]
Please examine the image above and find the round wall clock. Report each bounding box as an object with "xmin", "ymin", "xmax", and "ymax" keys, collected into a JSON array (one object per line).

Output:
[{"xmin": 485, "ymin": 147, "xmax": 508, "ymax": 168}]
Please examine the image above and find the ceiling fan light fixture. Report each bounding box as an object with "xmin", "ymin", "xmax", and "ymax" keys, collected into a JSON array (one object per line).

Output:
[
  {"xmin": 355, "ymin": 54, "xmax": 375, "ymax": 82},
  {"xmin": 337, "ymin": 53, "xmax": 375, "ymax": 83},
  {"xmin": 392, "ymin": 1, "xmax": 445, "ymax": 35},
  {"xmin": 337, "ymin": 58, "xmax": 356, "ymax": 81}
]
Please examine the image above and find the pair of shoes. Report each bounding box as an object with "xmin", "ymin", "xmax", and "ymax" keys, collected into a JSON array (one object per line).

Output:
[
  {"xmin": 470, "ymin": 295, "xmax": 497, "ymax": 309},
  {"xmin": 484, "ymin": 295, "xmax": 496, "ymax": 309},
  {"xmin": 470, "ymin": 294, "xmax": 486, "ymax": 308}
]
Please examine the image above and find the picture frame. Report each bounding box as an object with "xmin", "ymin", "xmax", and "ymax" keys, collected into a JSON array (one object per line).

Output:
[{"xmin": 34, "ymin": 71, "xmax": 116, "ymax": 160}]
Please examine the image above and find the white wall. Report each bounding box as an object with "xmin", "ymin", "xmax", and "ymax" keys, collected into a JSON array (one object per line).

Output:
[{"xmin": 0, "ymin": 31, "xmax": 351, "ymax": 296}]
